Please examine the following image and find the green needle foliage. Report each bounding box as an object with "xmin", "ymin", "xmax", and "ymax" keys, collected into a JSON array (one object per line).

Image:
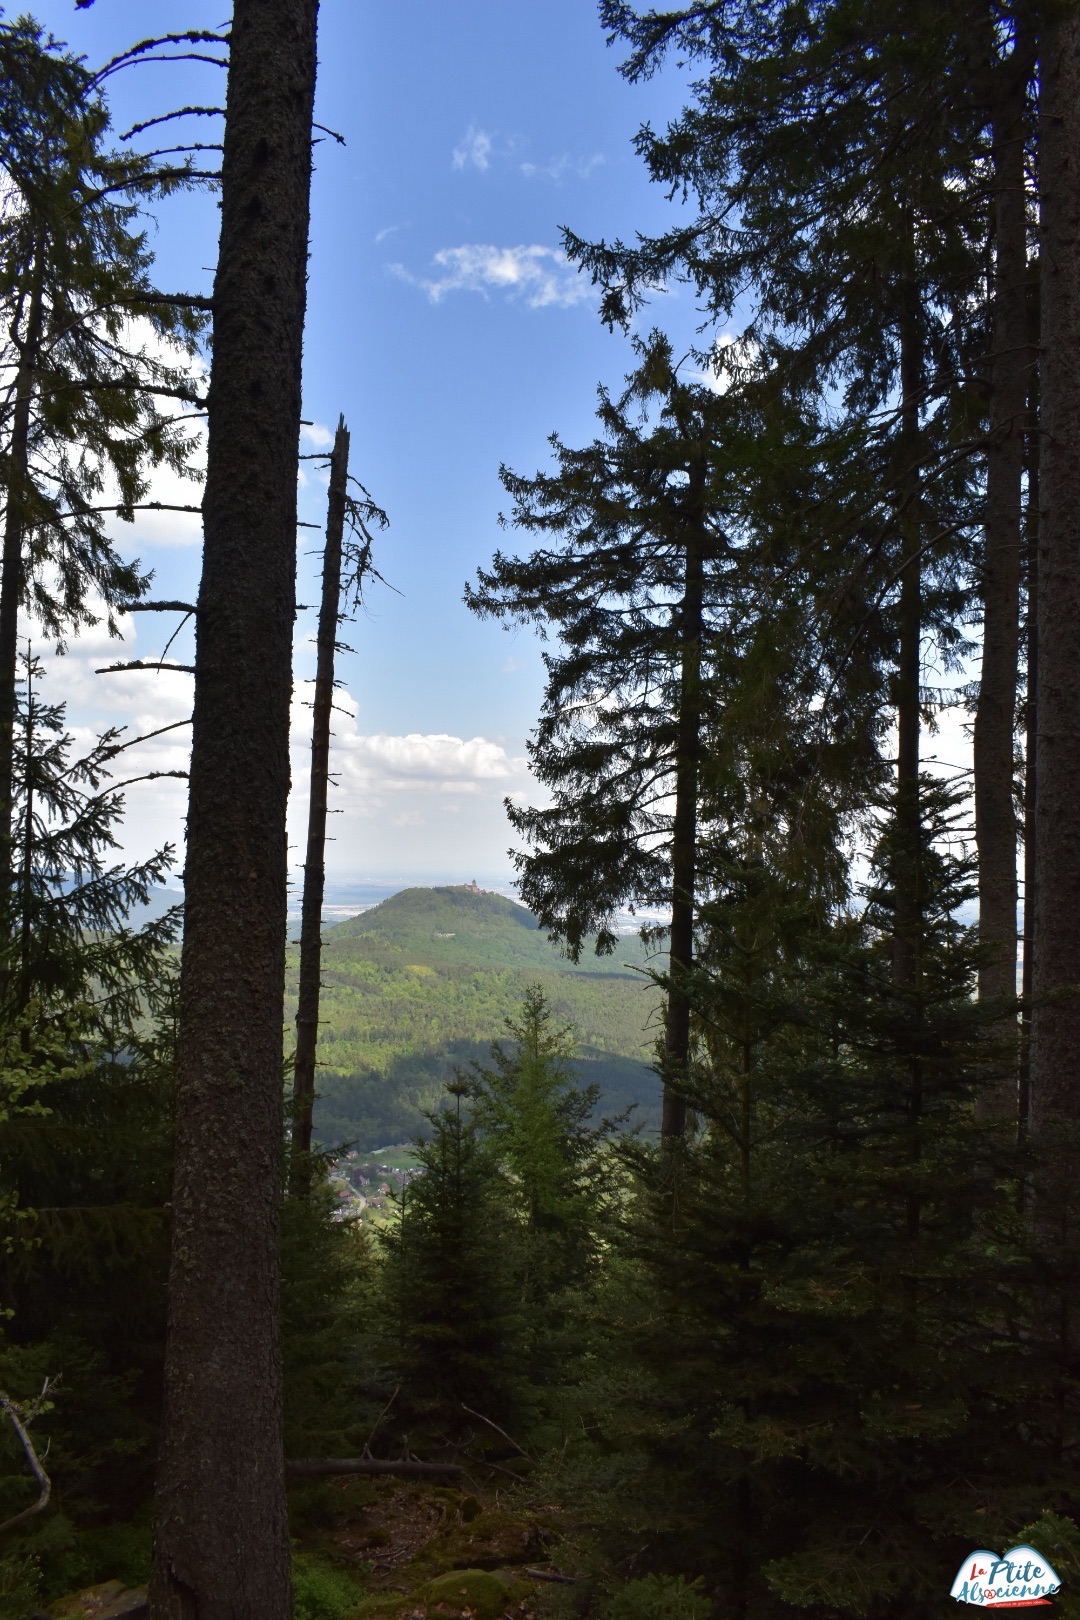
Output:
[
  {"xmin": 558, "ymin": 780, "xmax": 1049, "ymax": 1620},
  {"xmin": 378, "ymin": 1081, "xmax": 519, "ymax": 1440}
]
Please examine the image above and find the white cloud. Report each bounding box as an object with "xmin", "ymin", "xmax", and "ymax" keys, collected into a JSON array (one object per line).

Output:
[
  {"xmin": 520, "ymin": 152, "xmax": 605, "ymax": 183},
  {"xmin": 301, "ymin": 421, "xmax": 335, "ymax": 450},
  {"xmin": 452, "ymin": 124, "xmax": 492, "ymax": 171},
  {"xmin": 333, "ymin": 730, "xmax": 526, "ymax": 796},
  {"xmin": 375, "ymin": 223, "xmax": 404, "ymax": 244},
  {"xmin": 390, "ymin": 244, "xmax": 591, "ymax": 310},
  {"xmin": 501, "ymin": 655, "xmax": 521, "ymax": 675}
]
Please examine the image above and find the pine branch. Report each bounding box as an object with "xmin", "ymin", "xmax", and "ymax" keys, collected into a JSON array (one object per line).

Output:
[
  {"xmin": 121, "ymin": 108, "xmax": 227, "ymax": 143},
  {"xmin": 109, "ymin": 770, "xmax": 189, "ymax": 791},
  {"xmin": 119, "ymin": 292, "xmax": 215, "ymax": 311},
  {"xmin": 100, "ymin": 717, "xmax": 193, "ymax": 757},
  {"xmin": 95, "ymin": 660, "xmax": 196, "ymax": 676},
  {"xmin": 93, "ymin": 30, "xmax": 230, "ymax": 83}
]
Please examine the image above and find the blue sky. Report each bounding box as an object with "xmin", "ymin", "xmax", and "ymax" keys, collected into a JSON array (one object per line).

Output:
[{"xmin": 24, "ymin": 0, "xmax": 702, "ymax": 894}]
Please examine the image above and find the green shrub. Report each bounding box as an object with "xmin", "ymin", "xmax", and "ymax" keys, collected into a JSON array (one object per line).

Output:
[
  {"xmin": 602, "ymin": 1574, "xmax": 710, "ymax": 1620},
  {"xmin": 292, "ymin": 1551, "xmax": 362, "ymax": 1620},
  {"xmin": 0, "ymin": 1551, "xmax": 42, "ymax": 1620}
]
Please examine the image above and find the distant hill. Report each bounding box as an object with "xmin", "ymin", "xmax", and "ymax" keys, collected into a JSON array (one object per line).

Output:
[{"xmin": 285, "ymin": 885, "xmax": 663, "ymax": 1149}]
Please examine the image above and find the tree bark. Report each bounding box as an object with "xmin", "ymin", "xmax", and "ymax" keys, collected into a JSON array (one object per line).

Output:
[
  {"xmin": 290, "ymin": 417, "xmax": 349, "ymax": 1192},
  {"xmin": 662, "ymin": 461, "xmax": 705, "ymax": 1141},
  {"xmin": 1031, "ymin": 4, "xmax": 1080, "ymax": 1146},
  {"xmin": 894, "ymin": 249, "xmax": 924, "ymax": 1279},
  {"xmin": 1019, "ymin": 388, "xmax": 1039, "ymax": 1137},
  {"xmin": 892, "ymin": 251, "xmax": 923, "ymax": 1000},
  {"xmin": 974, "ymin": 12, "xmax": 1030, "ymax": 1016},
  {"xmin": 150, "ymin": 2, "xmax": 319, "ymax": 1615},
  {"xmin": 0, "ymin": 242, "xmax": 44, "ymax": 949}
]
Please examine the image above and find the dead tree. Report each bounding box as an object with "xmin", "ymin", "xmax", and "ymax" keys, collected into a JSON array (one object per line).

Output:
[
  {"xmin": 290, "ymin": 421, "xmax": 386, "ymax": 1194},
  {"xmin": 290, "ymin": 418, "xmax": 350, "ymax": 1190},
  {"xmin": 150, "ymin": 1, "xmax": 319, "ymax": 1615},
  {"xmin": 0, "ymin": 1386, "xmax": 52, "ymax": 1535}
]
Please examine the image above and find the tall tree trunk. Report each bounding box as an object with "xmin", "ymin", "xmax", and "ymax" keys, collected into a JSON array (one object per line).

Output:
[
  {"xmin": 18, "ymin": 644, "xmax": 32, "ymax": 1015},
  {"xmin": 1031, "ymin": 6, "xmax": 1080, "ymax": 1150},
  {"xmin": 151, "ymin": 2, "xmax": 319, "ymax": 1615},
  {"xmin": 0, "ymin": 243, "xmax": 44, "ymax": 951},
  {"xmin": 974, "ymin": 12, "xmax": 1030, "ymax": 1019},
  {"xmin": 290, "ymin": 417, "xmax": 350, "ymax": 1194},
  {"xmin": 662, "ymin": 466, "xmax": 705, "ymax": 1141},
  {"xmin": 893, "ymin": 254, "xmax": 923, "ymax": 1000},
  {"xmin": 1019, "ymin": 389, "xmax": 1039, "ymax": 1137},
  {"xmin": 893, "ymin": 241, "xmax": 925, "ymax": 1289}
]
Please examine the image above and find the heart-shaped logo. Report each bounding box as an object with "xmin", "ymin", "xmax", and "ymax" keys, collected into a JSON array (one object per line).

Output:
[{"xmin": 952, "ymin": 1546, "xmax": 1062, "ymax": 1608}]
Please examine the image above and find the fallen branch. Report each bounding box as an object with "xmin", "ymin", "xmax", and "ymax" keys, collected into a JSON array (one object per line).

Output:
[
  {"xmin": 0, "ymin": 1390, "xmax": 52, "ymax": 1535},
  {"xmin": 286, "ymin": 1457, "xmax": 463, "ymax": 1482},
  {"xmin": 525, "ymin": 1569, "xmax": 581, "ymax": 1585},
  {"xmin": 460, "ymin": 1403, "xmax": 533, "ymax": 1462}
]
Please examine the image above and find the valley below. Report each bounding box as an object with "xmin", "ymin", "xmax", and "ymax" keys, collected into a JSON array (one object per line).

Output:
[{"xmin": 283, "ymin": 884, "xmax": 665, "ymax": 1149}]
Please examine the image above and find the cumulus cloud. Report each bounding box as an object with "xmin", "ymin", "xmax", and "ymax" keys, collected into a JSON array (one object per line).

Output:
[
  {"xmin": 520, "ymin": 152, "xmax": 605, "ymax": 183},
  {"xmin": 319, "ymin": 728, "xmax": 526, "ymax": 797},
  {"xmin": 452, "ymin": 125, "xmax": 492, "ymax": 171},
  {"xmin": 389, "ymin": 244, "xmax": 590, "ymax": 310},
  {"xmin": 301, "ymin": 421, "xmax": 335, "ymax": 450}
]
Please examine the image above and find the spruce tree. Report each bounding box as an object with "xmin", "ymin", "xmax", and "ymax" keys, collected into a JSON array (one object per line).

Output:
[
  {"xmin": 566, "ymin": 780, "xmax": 1040, "ymax": 1620},
  {"xmin": 571, "ymin": 0, "xmax": 1006, "ymax": 1033},
  {"xmin": 468, "ymin": 336, "xmax": 857, "ymax": 1138},
  {"xmin": 0, "ymin": 16, "xmax": 205, "ymax": 923},
  {"xmin": 470, "ymin": 986, "xmax": 618, "ymax": 1407},
  {"xmin": 378, "ymin": 1083, "xmax": 518, "ymax": 1441}
]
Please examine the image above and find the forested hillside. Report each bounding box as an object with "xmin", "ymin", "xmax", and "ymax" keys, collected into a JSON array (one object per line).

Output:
[{"xmin": 287, "ymin": 886, "xmax": 663, "ymax": 1145}]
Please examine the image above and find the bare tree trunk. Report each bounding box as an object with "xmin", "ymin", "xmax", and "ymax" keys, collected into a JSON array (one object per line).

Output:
[
  {"xmin": 1031, "ymin": 6, "xmax": 1080, "ymax": 1148},
  {"xmin": 1019, "ymin": 384, "xmax": 1039, "ymax": 1138},
  {"xmin": 290, "ymin": 417, "xmax": 349, "ymax": 1193},
  {"xmin": 0, "ymin": 245, "xmax": 44, "ymax": 949},
  {"xmin": 894, "ymin": 251, "xmax": 924, "ymax": 1282},
  {"xmin": 150, "ymin": 2, "xmax": 319, "ymax": 1615},
  {"xmin": 974, "ymin": 11, "xmax": 1030, "ymax": 1019},
  {"xmin": 893, "ymin": 252, "xmax": 922, "ymax": 1001},
  {"xmin": 662, "ymin": 470, "xmax": 705, "ymax": 1141}
]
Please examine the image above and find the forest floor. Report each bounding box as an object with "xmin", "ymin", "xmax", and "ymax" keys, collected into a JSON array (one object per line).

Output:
[
  {"xmin": 301, "ymin": 1474, "xmax": 574, "ymax": 1620},
  {"xmin": 47, "ymin": 1478, "xmax": 576, "ymax": 1620}
]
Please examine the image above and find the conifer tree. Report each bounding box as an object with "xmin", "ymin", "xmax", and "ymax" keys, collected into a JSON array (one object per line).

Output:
[
  {"xmin": 0, "ymin": 660, "xmax": 181, "ymax": 1588},
  {"xmin": 568, "ymin": 781, "xmax": 1040, "ymax": 1620},
  {"xmin": 0, "ymin": 17, "xmax": 206, "ymax": 923},
  {"xmin": 379, "ymin": 1083, "xmax": 518, "ymax": 1439},
  {"xmin": 570, "ymin": 0, "xmax": 1000, "ymax": 1030},
  {"xmin": 468, "ymin": 337, "xmax": 856, "ymax": 1138},
  {"xmin": 470, "ymin": 986, "xmax": 617, "ymax": 1400}
]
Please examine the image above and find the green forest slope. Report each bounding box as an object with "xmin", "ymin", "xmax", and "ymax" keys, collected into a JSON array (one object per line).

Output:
[{"xmin": 285, "ymin": 886, "xmax": 663, "ymax": 1147}]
